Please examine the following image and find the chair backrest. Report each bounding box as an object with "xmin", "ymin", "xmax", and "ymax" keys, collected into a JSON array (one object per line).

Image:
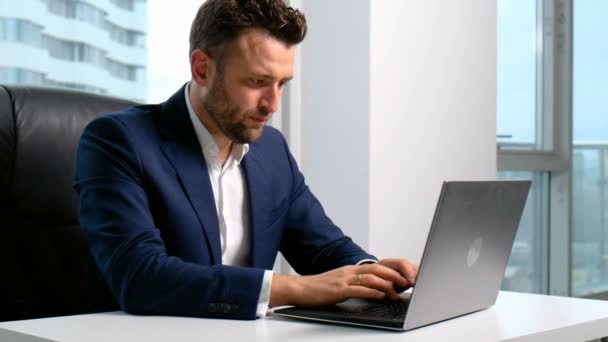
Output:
[{"xmin": 0, "ymin": 85, "xmax": 136, "ymax": 321}]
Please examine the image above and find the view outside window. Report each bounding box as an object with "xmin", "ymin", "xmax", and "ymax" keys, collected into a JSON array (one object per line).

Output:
[
  {"xmin": 497, "ymin": 0, "xmax": 548, "ymax": 294},
  {"xmin": 498, "ymin": 171, "xmax": 548, "ymax": 294},
  {"xmin": 497, "ymin": 0, "xmax": 537, "ymax": 148},
  {"xmin": 146, "ymin": 0, "xmax": 202, "ymax": 103},
  {"xmin": 499, "ymin": 0, "xmax": 608, "ymax": 297},
  {"xmin": 0, "ymin": 0, "xmax": 147, "ymax": 102},
  {"xmin": 0, "ymin": 0, "xmax": 206, "ymax": 103},
  {"xmin": 572, "ymin": 0, "xmax": 608, "ymax": 297}
]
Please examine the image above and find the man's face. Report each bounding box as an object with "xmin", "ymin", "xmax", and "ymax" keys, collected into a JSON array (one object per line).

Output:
[{"xmin": 197, "ymin": 29, "xmax": 295, "ymax": 144}]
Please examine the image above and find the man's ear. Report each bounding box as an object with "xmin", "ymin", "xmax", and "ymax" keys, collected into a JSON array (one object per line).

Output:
[{"xmin": 191, "ymin": 49, "xmax": 213, "ymax": 86}]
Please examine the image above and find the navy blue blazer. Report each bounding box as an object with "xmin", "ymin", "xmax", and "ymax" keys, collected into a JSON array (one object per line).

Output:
[{"xmin": 74, "ymin": 85, "xmax": 375, "ymax": 320}]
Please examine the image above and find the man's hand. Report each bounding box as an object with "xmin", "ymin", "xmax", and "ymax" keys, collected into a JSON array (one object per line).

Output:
[
  {"xmin": 269, "ymin": 259, "xmax": 418, "ymax": 308},
  {"xmin": 377, "ymin": 258, "xmax": 418, "ymax": 293}
]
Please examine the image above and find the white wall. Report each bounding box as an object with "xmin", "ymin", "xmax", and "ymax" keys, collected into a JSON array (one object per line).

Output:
[
  {"xmin": 299, "ymin": 0, "xmax": 372, "ymax": 248},
  {"xmin": 368, "ymin": 0, "xmax": 497, "ymax": 262},
  {"xmin": 297, "ymin": 0, "xmax": 497, "ymax": 263}
]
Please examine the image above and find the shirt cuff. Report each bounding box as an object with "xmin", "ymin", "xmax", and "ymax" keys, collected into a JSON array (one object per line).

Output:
[
  {"xmin": 255, "ymin": 270, "xmax": 274, "ymax": 318},
  {"xmin": 356, "ymin": 259, "xmax": 378, "ymax": 265}
]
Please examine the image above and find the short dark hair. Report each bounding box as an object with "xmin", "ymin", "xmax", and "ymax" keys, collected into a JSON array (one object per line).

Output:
[{"xmin": 189, "ymin": 0, "xmax": 307, "ymax": 59}]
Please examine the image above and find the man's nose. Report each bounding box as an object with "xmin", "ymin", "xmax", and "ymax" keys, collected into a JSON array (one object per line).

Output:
[{"xmin": 259, "ymin": 84, "xmax": 281, "ymax": 114}]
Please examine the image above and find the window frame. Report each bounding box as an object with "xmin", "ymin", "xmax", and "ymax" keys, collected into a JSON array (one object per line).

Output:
[{"xmin": 497, "ymin": 0, "xmax": 573, "ymax": 297}]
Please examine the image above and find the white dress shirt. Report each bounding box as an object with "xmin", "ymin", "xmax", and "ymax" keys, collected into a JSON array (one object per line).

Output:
[{"xmin": 185, "ymin": 83, "xmax": 273, "ymax": 318}]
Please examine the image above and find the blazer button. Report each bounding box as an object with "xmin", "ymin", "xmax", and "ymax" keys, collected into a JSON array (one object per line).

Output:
[
  {"xmin": 221, "ymin": 304, "xmax": 231, "ymax": 313},
  {"xmin": 208, "ymin": 303, "xmax": 218, "ymax": 312},
  {"xmin": 230, "ymin": 304, "xmax": 238, "ymax": 312}
]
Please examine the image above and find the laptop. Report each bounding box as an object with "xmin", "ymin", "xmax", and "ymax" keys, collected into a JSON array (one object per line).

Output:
[
  {"xmin": 0, "ymin": 328, "xmax": 57, "ymax": 342},
  {"xmin": 273, "ymin": 180, "xmax": 531, "ymax": 331}
]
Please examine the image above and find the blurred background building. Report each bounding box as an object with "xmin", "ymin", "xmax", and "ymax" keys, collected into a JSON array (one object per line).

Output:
[{"xmin": 0, "ymin": 0, "xmax": 147, "ymax": 102}]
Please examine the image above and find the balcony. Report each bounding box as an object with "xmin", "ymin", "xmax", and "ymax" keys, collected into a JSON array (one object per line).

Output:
[
  {"xmin": 572, "ymin": 142, "xmax": 608, "ymax": 296},
  {"xmin": 499, "ymin": 143, "xmax": 608, "ymax": 297}
]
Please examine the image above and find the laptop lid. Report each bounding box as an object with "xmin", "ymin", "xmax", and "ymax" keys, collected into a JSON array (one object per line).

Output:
[{"xmin": 403, "ymin": 180, "xmax": 530, "ymax": 330}]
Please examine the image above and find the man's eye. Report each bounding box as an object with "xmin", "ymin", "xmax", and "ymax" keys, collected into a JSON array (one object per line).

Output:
[
  {"xmin": 250, "ymin": 78, "xmax": 265, "ymax": 86},
  {"xmin": 279, "ymin": 80, "xmax": 290, "ymax": 88}
]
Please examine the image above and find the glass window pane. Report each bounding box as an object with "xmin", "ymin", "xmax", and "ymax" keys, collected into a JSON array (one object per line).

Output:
[
  {"xmin": 497, "ymin": 0, "xmax": 538, "ymax": 148},
  {"xmin": 573, "ymin": 1, "xmax": 608, "ymax": 143},
  {"xmin": 572, "ymin": 148, "xmax": 608, "ymax": 295},
  {"xmin": 572, "ymin": 0, "xmax": 608, "ymax": 297},
  {"xmin": 498, "ymin": 171, "xmax": 548, "ymax": 294}
]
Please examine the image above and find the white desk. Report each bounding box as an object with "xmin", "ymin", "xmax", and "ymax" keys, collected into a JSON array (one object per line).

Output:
[{"xmin": 1, "ymin": 291, "xmax": 608, "ymax": 342}]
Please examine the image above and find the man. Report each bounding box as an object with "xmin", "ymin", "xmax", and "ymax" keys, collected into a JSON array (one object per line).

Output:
[{"xmin": 75, "ymin": 0, "xmax": 418, "ymax": 320}]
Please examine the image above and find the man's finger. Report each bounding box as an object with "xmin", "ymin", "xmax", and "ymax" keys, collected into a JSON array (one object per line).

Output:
[
  {"xmin": 347, "ymin": 285, "xmax": 387, "ymax": 300},
  {"xmin": 380, "ymin": 259, "xmax": 418, "ymax": 285},
  {"xmin": 358, "ymin": 274, "xmax": 401, "ymax": 300},
  {"xmin": 357, "ymin": 263, "xmax": 408, "ymax": 287},
  {"xmin": 403, "ymin": 262, "xmax": 418, "ymax": 284}
]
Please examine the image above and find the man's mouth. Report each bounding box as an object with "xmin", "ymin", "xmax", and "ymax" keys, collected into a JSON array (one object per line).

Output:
[{"xmin": 249, "ymin": 116, "xmax": 268, "ymax": 124}]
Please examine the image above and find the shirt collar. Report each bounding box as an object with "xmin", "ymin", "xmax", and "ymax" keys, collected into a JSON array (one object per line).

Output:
[{"xmin": 185, "ymin": 82, "xmax": 249, "ymax": 164}]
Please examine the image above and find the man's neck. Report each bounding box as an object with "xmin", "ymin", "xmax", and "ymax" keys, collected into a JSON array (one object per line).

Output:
[
  {"xmin": 216, "ymin": 141, "xmax": 233, "ymax": 168},
  {"xmin": 209, "ymin": 130, "xmax": 233, "ymax": 166},
  {"xmin": 189, "ymin": 84, "xmax": 233, "ymax": 166}
]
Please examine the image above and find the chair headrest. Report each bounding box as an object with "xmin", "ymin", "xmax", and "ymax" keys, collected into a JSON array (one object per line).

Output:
[{"xmin": 0, "ymin": 86, "xmax": 136, "ymax": 222}]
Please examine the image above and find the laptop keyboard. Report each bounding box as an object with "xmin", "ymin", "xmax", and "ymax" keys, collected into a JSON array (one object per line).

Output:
[{"xmin": 336, "ymin": 299, "xmax": 410, "ymax": 320}]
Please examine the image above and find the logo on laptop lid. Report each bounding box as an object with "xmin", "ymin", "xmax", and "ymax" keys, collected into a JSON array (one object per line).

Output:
[{"xmin": 467, "ymin": 237, "xmax": 483, "ymax": 267}]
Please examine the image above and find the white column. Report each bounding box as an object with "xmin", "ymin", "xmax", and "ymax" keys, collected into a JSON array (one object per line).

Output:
[
  {"xmin": 299, "ymin": 0, "xmax": 372, "ymax": 248},
  {"xmin": 292, "ymin": 0, "xmax": 496, "ymax": 265},
  {"xmin": 368, "ymin": 0, "xmax": 497, "ymax": 262}
]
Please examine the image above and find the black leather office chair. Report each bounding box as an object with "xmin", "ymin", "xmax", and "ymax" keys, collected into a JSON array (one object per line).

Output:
[{"xmin": 0, "ymin": 85, "xmax": 135, "ymax": 321}]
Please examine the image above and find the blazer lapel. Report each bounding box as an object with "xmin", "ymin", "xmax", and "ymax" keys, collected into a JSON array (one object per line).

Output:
[
  {"xmin": 242, "ymin": 148, "xmax": 272, "ymax": 269},
  {"xmin": 155, "ymin": 85, "xmax": 222, "ymax": 265}
]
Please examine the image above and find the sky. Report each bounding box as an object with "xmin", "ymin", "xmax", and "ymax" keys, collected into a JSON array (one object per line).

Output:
[
  {"xmin": 572, "ymin": 0, "xmax": 608, "ymax": 143},
  {"xmin": 497, "ymin": 0, "xmax": 608, "ymax": 144},
  {"xmin": 496, "ymin": 0, "xmax": 536, "ymax": 144},
  {"xmin": 146, "ymin": 0, "xmax": 203, "ymax": 104}
]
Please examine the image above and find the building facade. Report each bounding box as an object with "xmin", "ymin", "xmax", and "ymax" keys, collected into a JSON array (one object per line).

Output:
[{"xmin": 0, "ymin": 0, "xmax": 147, "ymax": 102}]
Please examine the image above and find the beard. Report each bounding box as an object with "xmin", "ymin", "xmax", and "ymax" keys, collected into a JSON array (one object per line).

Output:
[{"xmin": 200, "ymin": 73, "xmax": 268, "ymax": 144}]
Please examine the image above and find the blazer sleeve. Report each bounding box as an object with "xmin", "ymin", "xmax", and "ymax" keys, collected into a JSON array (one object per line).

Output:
[
  {"xmin": 74, "ymin": 115, "xmax": 264, "ymax": 320},
  {"xmin": 277, "ymin": 135, "xmax": 377, "ymax": 275}
]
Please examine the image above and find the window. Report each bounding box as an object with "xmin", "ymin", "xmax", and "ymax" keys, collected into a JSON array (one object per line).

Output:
[
  {"xmin": 106, "ymin": 58, "xmax": 140, "ymax": 81},
  {"xmin": 77, "ymin": 44, "xmax": 106, "ymax": 67},
  {"xmin": 110, "ymin": 0, "xmax": 136, "ymax": 11},
  {"xmin": 0, "ymin": 67, "xmax": 45, "ymax": 85},
  {"xmin": 497, "ymin": 0, "xmax": 552, "ymax": 294},
  {"xmin": 497, "ymin": 0, "xmax": 537, "ymax": 149},
  {"xmin": 0, "ymin": 18, "xmax": 44, "ymax": 47},
  {"xmin": 45, "ymin": 35, "xmax": 76, "ymax": 61},
  {"xmin": 0, "ymin": 1, "xmax": 147, "ymax": 101},
  {"xmin": 572, "ymin": 0, "xmax": 608, "ymax": 297},
  {"xmin": 75, "ymin": 2, "xmax": 106, "ymax": 28},
  {"xmin": 498, "ymin": 171, "xmax": 548, "ymax": 294},
  {"xmin": 46, "ymin": 0, "xmax": 77, "ymax": 18},
  {"xmin": 108, "ymin": 21, "xmax": 146, "ymax": 48},
  {"xmin": 498, "ymin": 0, "xmax": 608, "ymax": 299},
  {"xmin": 0, "ymin": 18, "xmax": 19, "ymax": 41},
  {"xmin": 497, "ymin": 0, "xmax": 571, "ymax": 297},
  {"xmin": 43, "ymin": 0, "xmax": 145, "ymax": 48}
]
